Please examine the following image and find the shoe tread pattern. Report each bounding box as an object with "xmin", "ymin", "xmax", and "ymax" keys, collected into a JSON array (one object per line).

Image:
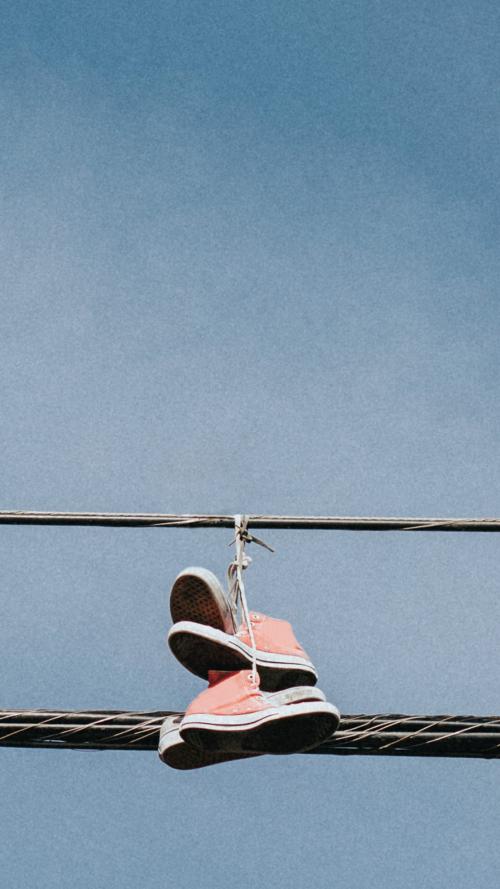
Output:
[{"xmin": 170, "ymin": 575, "xmax": 226, "ymax": 631}]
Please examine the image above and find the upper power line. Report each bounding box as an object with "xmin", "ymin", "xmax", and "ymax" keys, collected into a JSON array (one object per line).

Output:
[{"xmin": 0, "ymin": 511, "xmax": 499, "ymax": 531}]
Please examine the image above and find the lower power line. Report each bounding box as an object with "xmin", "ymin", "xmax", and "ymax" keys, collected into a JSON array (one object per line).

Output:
[{"xmin": 0, "ymin": 710, "xmax": 499, "ymax": 758}]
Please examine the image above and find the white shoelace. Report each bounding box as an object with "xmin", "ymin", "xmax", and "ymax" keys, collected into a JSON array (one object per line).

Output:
[
  {"xmin": 227, "ymin": 515, "xmax": 275, "ymax": 683},
  {"xmin": 227, "ymin": 515, "xmax": 257, "ymax": 680}
]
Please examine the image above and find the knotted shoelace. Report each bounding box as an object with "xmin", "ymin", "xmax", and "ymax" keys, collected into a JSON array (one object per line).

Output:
[{"xmin": 226, "ymin": 515, "xmax": 273, "ymax": 683}]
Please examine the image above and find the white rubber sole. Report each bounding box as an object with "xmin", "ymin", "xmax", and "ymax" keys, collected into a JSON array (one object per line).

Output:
[
  {"xmin": 266, "ymin": 686, "xmax": 326, "ymax": 706},
  {"xmin": 168, "ymin": 621, "xmax": 318, "ymax": 692},
  {"xmin": 179, "ymin": 701, "xmax": 341, "ymax": 755},
  {"xmin": 170, "ymin": 567, "xmax": 234, "ymax": 633},
  {"xmin": 158, "ymin": 716, "xmax": 253, "ymax": 769}
]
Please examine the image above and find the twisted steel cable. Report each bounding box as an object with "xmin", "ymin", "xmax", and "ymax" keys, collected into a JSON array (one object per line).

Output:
[{"xmin": 1, "ymin": 710, "xmax": 499, "ymax": 758}]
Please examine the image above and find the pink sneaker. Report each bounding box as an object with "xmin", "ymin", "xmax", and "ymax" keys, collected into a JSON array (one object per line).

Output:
[
  {"xmin": 158, "ymin": 686, "xmax": 328, "ymax": 770},
  {"xmin": 179, "ymin": 671, "xmax": 340, "ymax": 755},
  {"xmin": 168, "ymin": 612, "xmax": 317, "ymax": 691}
]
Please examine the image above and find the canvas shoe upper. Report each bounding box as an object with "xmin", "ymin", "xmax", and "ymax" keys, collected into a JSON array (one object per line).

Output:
[
  {"xmin": 168, "ymin": 611, "xmax": 317, "ymax": 691},
  {"xmin": 179, "ymin": 670, "xmax": 340, "ymax": 756},
  {"xmin": 236, "ymin": 611, "xmax": 309, "ymax": 657}
]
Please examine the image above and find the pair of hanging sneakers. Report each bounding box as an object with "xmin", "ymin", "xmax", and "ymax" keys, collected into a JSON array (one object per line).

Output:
[{"xmin": 159, "ymin": 567, "xmax": 340, "ymax": 769}]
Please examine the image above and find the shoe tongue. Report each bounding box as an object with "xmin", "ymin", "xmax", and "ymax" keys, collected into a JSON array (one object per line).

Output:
[{"xmin": 207, "ymin": 670, "xmax": 240, "ymax": 687}]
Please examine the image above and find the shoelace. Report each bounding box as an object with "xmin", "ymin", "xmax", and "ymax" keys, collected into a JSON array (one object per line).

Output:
[
  {"xmin": 227, "ymin": 514, "xmax": 275, "ymax": 683},
  {"xmin": 227, "ymin": 515, "xmax": 257, "ymax": 680}
]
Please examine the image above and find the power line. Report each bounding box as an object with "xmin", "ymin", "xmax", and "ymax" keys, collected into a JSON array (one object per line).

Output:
[
  {"xmin": 1, "ymin": 710, "xmax": 499, "ymax": 758},
  {"xmin": 0, "ymin": 511, "xmax": 500, "ymax": 531}
]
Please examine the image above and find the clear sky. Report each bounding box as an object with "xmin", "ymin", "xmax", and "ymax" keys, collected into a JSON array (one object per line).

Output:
[{"xmin": 1, "ymin": 2, "xmax": 500, "ymax": 886}]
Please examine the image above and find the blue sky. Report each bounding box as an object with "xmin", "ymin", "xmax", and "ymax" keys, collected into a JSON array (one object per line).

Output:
[{"xmin": 1, "ymin": 2, "xmax": 500, "ymax": 887}]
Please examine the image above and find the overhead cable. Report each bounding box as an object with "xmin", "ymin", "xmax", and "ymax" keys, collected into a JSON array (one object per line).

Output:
[
  {"xmin": 1, "ymin": 709, "xmax": 500, "ymax": 758},
  {"xmin": 0, "ymin": 511, "xmax": 500, "ymax": 531}
]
